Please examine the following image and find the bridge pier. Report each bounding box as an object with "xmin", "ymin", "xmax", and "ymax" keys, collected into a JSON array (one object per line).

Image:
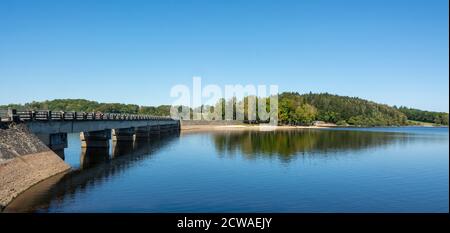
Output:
[
  {"xmin": 112, "ymin": 140, "xmax": 134, "ymax": 158},
  {"xmin": 175, "ymin": 121, "xmax": 181, "ymax": 131},
  {"xmin": 112, "ymin": 128, "xmax": 135, "ymax": 142},
  {"xmin": 35, "ymin": 133, "xmax": 68, "ymax": 150},
  {"xmin": 134, "ymin": 126, "xmax": 151, "ymax": 141},
  {"xmin": 160, "ymin": 124, "xmax": 169, "ymax": 133},
  {"xmin": 149, "ymin": 125, "xmax": 160, "ymax": 135},
  {"xmin": 35, "ymin": 132, "xmax": 68, "ymax": 158},
  {"xmin": 160, "ymin": 122, "xmax": 180, "ymax": 133},
  {"xmin": 160, "ymin": 124, "xmax": 176, "ymax": 133},
  {"xmin": 80, "ymin": 147, "xmax": 110, "ymax": 169},
  {"xmin": 80, "ymin": 129, "xmax": 111, "ymax": 148}
]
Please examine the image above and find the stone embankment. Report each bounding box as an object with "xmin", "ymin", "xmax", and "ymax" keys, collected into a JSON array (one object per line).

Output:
[{"xmin": 0, "ymin": 122, "xmax": 70, "ymax": 210}]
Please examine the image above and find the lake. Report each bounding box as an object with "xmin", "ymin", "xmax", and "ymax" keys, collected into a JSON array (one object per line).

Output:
[{"xmin": 5, "ymin": 127, "xmax": 449, "ymax": 213}]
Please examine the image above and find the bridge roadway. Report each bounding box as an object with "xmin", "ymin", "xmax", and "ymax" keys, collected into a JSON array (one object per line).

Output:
[{"xmin": 0, "ymin": 109, "xmax": 180, "ymax": 154}]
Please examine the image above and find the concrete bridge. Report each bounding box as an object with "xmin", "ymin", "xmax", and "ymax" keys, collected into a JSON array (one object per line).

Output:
[{"xmin": 0, "ymin": 109, "xmax": 180, "ymax": 154}]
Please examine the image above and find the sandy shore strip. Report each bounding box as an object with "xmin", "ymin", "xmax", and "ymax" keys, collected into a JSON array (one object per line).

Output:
[{"xmin": 181, "ymin": 124, "xmax": 333, "ymax": 132}]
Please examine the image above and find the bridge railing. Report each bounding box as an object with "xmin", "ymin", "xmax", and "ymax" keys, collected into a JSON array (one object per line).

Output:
[
  {"xmin": 1, "ymin": 109, "xmax": 175, "ymax": 122},
  {"xmin": 0, "ymin": 109, "xmax": 19, "ymax": 122}
]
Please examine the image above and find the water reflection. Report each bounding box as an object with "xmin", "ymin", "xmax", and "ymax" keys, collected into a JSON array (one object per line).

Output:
[
  {"xmin": 80, "ymin": 148, "xmax": 110, "ymax": 169},
  {"xmin": 4, "ymin": 132, "xmax": 180, "ymax": 213},
  {"xmin": 111, "ymin": 141, "xmax": 134, "ymax": 158},
  {"xmin": 212, "ymin": 129, "xmax": 443, "ymax": 162},
  {"xmin": 4, "ymin": 128, "xmax": 448, "ymax": 213}
]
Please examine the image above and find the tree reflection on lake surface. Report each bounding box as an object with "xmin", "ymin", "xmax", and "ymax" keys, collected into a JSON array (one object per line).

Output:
[
  {"xmin": 4, "ymin": 127, "xmax": 449, "ymax": 213},
  {"xmin": 212, "ymin": 129, "xmax": 444, "ymax": 162}
]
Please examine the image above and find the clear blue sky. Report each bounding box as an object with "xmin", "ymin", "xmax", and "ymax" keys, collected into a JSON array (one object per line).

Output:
[{"xmin": 0, "ymin": 0, "xmax": 448, "ymax": 112}]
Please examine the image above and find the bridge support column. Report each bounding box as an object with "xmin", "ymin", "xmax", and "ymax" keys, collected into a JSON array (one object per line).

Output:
[
  {"xmin": 149, "ymin": 125, "xmax": 160, "ymax": 135},
  {"xmin": 81, "ymin": 147, "xmax": 110, "ymax": 169},
  {"xmin": 112, "ymin": 141, "xmax": 134, "ymax": 158},
  {"xmin": 112, "ymin": 128, "xmax": 135, "ymax": 142},
  {"xmin": 80, "ymin": 129, "xmax": 111, "ymax": 148},
  {"xmin": 160, "ymin": 123, "xmax": 180, "ymax": 133},
  {"xmin": 35, "ymin": 133, "xmax": 68, "ymax": 150},
  {"xmin": 160, "ymin": 124, "xmax": 172, "ymax": 133},
  {"xmin": 175, "ymin": 120, "xmax": 181, "ymax": 131},
  {"xmin": 134, "ymin": 126, "xmax": 151, "ymax": 141},
  {"xmin": 35, "ymin": 133, "xmax": 68, "ymax": 158},
  {"xmin": 172, "ymin": 121, "xmax": 181, "ymax": 132}
]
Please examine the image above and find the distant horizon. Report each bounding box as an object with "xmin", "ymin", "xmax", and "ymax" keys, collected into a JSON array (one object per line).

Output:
[{"xmin": 1, "ymin": 0, "xmax": 448, "ymax": 112}]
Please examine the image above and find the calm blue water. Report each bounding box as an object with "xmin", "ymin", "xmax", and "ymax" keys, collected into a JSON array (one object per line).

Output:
[{"xmin": 6, "ymin": 127, "xmax": 449, "ymax": 213}]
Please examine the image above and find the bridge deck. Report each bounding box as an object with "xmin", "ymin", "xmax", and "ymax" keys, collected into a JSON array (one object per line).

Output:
[{"xmin": 0, "ymin": 109, "xmax": 179, "ymax": 134}]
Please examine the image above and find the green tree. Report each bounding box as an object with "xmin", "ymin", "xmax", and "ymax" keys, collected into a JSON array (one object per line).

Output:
[{"xmin": 294, "ymin": 104, "xmax": 317, "ymax": 125}]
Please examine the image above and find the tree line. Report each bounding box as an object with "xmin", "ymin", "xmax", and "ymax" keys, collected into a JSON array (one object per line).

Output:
[
  {"xmin": 397, "ymin": 106, "xmax": 448, "ymax": 125},
  {"xmin": 278, "ymin": 92, "xmax": 409, "ymax": 126},
  {"xmin": 279, "ymin": 92, "xmax": 448, "ymax": 126},
  {"xmin": 1, "ymin": 93, "xmax": 448, "ymax": 126},
  {"xmin": 0, "ymin": 99, "xmax": 171, "ymax": 116}
]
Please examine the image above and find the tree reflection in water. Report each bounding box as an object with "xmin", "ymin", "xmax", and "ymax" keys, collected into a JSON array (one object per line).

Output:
[{"xmin": 213, "ymin": 129, "xmax": 420, "ymax": 162}]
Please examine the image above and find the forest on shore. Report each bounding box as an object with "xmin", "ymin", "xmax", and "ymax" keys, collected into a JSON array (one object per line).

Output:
[{"xmin": 1, "ymin": 92, "xmax": 448, "ymax": 126}]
